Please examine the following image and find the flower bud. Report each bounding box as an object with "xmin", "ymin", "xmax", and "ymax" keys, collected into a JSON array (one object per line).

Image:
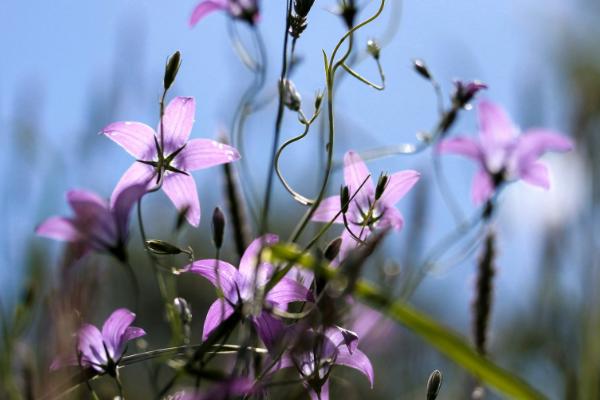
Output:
[
  {"xmin": 324, "ymin": 237, "xmax": 342, "ymax": 261},
  {"xmin": 338, "ymin": 0, "xmax": 358, "ymax": 29},
  {"xmin": 367, "ymin": 39, "xmax": 381, "ymax": 60},
  {"xmin": 163, "ymin": 51, "xmax": 182, "ymax": 91},
  {"xmin": 282, "ymin": 79, "xmax": 302, "ymax": 112},
  {"xmin": 146, "ymin": 239, "xmax": 184, "ymax": 255},
  {"xmin": 412, "ymin": 58, "xmax": 432, "ymax": 80},
  {"xmin": 375, "ymin": 172, "xmax": 389, "ymax": 200},
  {"xmin": 212, "ymin": 207, "xmax": 226, "ymax": 249},
  {"xmin": 452, "ymin": 79, "xmax": 487, "ymax": 108},
  {"xmin": 426, "ymin": 369, "xmax": 443, "ymax": 400},
  {"xmin": 340, "ymin": 185, "xmax": 350, "ymax": 214},
  {"xmin": 314, "ymin": 90, "xmax": 324, "ymax": 112},
  {"xmin": 173, "ymin": 297, "xmax": 193, "ymax": 325}
]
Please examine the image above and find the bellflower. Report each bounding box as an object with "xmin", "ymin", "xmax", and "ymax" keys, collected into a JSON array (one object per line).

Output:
[
  {"xmin": 184, "ymin": 234, "xmax": 312, "ymax": 348},
  {"xmin": 51, "ymin": 308, "xmax": 145, "ymax": 375},
  {"xmin": 101, "ymin": 96, "xmax": 240, "ymax": 227},
  {"xmin": 312, "ymin": 151, "xmax": 420, "ymax": 257},
  {"xmin": 268, "ymin": 326, "xmax": 373, "ymax": 400},
  {"xmin": 190, "ymin": 0, "xmax": 259, "ymax": 27},
  {"xmin": 36, "ymin": 184, "xmax": 146, "ymax": 261},
  {"xmin": 437, "ymin": 100, "xmax": 575, "ymax": 204}
]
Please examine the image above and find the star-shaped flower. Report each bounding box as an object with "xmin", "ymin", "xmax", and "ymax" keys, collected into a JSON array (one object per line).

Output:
[
  {"xmin": 312, "ymin": 151, "xmax": 420, "ymax": 257},
  {"xmin": 189, "ymin": 0, "xmax": 259, "ymax": 27},
  {"xmin": 51, "ymin": 308, "xmax": 145, "ymax": 375},
  {"xmin": 438, "ymin": 100, "xmax": 574, "ymax": 204},
  {"xmin": 36, "ymin": 184, "xmax": 146, "ymax": 261},
  {"xmin": 102, "ymin": 96, "xmax": 240, "ymax": 227},
  {"xmin": 184, "ymin": 234, "xmax": 312, "ymax": 348}
]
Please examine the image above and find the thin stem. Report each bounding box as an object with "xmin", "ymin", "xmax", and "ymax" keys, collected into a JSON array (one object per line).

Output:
[{"xmin": 341, "ymin": 60, "xmax": 385, "ymax": 91}]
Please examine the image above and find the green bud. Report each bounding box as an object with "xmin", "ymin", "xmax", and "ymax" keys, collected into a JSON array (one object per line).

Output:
[
  {"xmin": 375, "ymin": 172, "xmax": 389, "ymax": 200},
  {"xmin": 282, "ymin": 79, "xmax": 302, "ymax": 112},
  {"xmin": 426, "ymin": 369, "xmax": 443, "ymax": 400},
  {"xmin": 366, "ymin": 39, "xmax": 381, "ymax": 60},
  {"xmin": 146, "ymin": 239, "xmax": 184, "ymax": 255},
  {"xmin": 412, "ymin": 58, "xmax": 432, "ymax": 80},
  {"xmin": 164, "ymin": 51, "xmax": 182, "ymax": 91},
  {"xmin": 340, "ymin": 185, "xmax": 350, "ymax": 214},
  {"xmin": 314, "ymin": 90, "xmax": 324, "ymax": 112},
  {"xmin": 212, "ymin": 207, "xmax": 226, "ymax": 249}
]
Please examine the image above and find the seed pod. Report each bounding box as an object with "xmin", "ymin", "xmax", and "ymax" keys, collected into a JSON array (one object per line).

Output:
[
  {"xmin": 212, "ymin": 207, "xmax": 226, "ymax": 249},
  {"xmin": 426, "ymin": 369, "xmax": 443, "ymax": 400},
  {"xmin": 164, "ymin": 51, "xmax": 182, "ymax": 91},
  {"xmin": 146, "ymin": 240, "xmax": 183, "ymax": 255}
]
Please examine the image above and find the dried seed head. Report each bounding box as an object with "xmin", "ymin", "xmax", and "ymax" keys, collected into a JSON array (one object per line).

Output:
[
  {"xmin": 164, "ymin": 51, "xmax": 181, "ymax": 91},
  {"xmin": 212, "ymin": 207, "xmax": 226, "ymax": 249},
  {"xmin": 426, "ymin": 369, "xmax": 443, "ymax": 400}
]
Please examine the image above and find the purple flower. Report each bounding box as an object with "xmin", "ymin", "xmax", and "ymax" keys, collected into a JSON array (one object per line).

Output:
[
  {"xmin": 190, "ymin": 0, "xmax": 259, "ymax": 27},
  {"xmin": 167, "ymin": 379, "xmax": 256, "ymax": 400},
  {"xmin": 268, "ymin": 326, "xmax": 374, "ymax": 400},
  {"xmin": 438, "ymin": 100, "xmax": 575, "ymax": 204},
  {"xmin": 51, "ymin": 308, "xmax": 145, "ymax": 375},
  {"xmin": 312, "ymin": 151, "xmax": 420, "ymax": 257},
  {"xmin": 36, "ymin": 184, "xmax": 146, "ymax": 261},
  {"xmin": 101, "ymin": 96, "xmax": 240, "ymax": 227},
  {"xmin": 452, "ymin": 80, "xmax": 488, "ymax": 107},
  {"xmin": 184, "ymin": 234, "xmax": 312, "ymax": 348}
]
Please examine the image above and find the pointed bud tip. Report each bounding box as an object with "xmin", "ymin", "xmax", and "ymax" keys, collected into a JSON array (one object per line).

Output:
[
  {"xmin": 212, "ymin": 207, "xmax": 226, "ymax": 249},
  {"xmin": 426, "ymin": 369, "xmax": 443, "ymax": 400}
]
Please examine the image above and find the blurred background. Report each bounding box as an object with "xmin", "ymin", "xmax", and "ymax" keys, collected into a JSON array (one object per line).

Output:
[{"xmin": 0, "ymin": 0, "xmax": 597, "ymax": 398}]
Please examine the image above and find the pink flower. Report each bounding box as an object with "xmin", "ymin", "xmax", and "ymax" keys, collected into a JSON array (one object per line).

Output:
[
  {"xmin": 311, "ymin": 151, "xmax": 420, "ymax": 257},
  {"xmin": 184, "ymin": 234, "xmax": 312, "ymax": 348},
  {"xmin": 189, "ymin": 0, "xmax": 259, "ymax": 27},
  {"xmin": 36, "ymin": 184, "xmax": 146, "ymax": 261},
  {"xmin": 101, "ymin": 97, "xmax": 240, "ymax": 227},
  {"xmin": 438, "ymin": 100, "xmax": 574, "ymax": 204},
  {"xmin": 51, "ymin": 308, "xmax": 145, "ymax": 375}
]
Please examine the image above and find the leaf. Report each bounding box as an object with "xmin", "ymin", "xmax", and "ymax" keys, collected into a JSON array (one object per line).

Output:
[{"xmin": 267, "ymin": 243, "xmax": 546, "ymax": 400}]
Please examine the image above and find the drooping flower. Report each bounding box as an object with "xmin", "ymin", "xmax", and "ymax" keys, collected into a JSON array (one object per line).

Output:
[
  {"xmin": 268, "ymin": 326, "xmax": 374, "ymax": 400},
  {"xmin": 36, "ymin": 184, "xmax": 146, "ymax": 261},
  {"xmin": 189, "ymin": 0, "xmax": 259, "ymax": 27},
  {"xmin": 51, "ymin": 308, "xmax": 145, "ymax": 375},
  {"xmin": 312, "ymin": 151, "xmax": 420, "ymax": 257},
  {"xmin": 184, "ymin": 234, "xmax": 312, "ymax": 348},
  {"xmin": 437, "ymin": 100, "xmax": 574, "ymax": 204},
  {"xmin": 101, "ymin": 96, "xmax": 240, "ymax": 227}
]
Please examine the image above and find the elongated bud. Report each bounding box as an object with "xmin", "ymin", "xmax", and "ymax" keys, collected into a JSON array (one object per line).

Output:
[
  {"xmin": 375, "ymin": 172, "xmax": 389, "ymax": 200},
  {"xmin": 173, "ymin": 297, "xmax": 192, "ymax": 325},
  {"xmin": 324, "ymin": 237, "xmax": 342, "ymax": 261},
  {"xmin": 338, "ymin": 0, "xmax": 357, "ymax": 29},
  {"xmin": 426, "ymin": 370, "xmax": 443, "ymax": 400},
  {"xmin": 212, "ymin": 207, "xmax": 225, "ymax": 249},
  {"xmin": 164, "ymin": 51, "xmax": 182, "ymax": 91},
  {"xmin": 366, "ymin": 39, "xmax": 381, "ymax": 60},
  {"xmin": 314, "ymin": 90, "xmax": 324, "ymax": 112},
  {"xmin": 412, "ymin": 58, "xmax": 432, "ymax": 80},
  {"xmin": 340, "ymin": 185, "xmax": 350, "ymax": 214},
  {"xmin": 146, "ymin": 239, "xmax": 184, "ymax": 255},
  {"xmin": 282, "ymin": 79, "xmax": 302, "ymax": 111}
]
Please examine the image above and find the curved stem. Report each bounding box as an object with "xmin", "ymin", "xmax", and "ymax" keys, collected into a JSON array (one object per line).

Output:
[{"xmin": 341, "ymin": 60, "xmax": 385, "ymax": 91}]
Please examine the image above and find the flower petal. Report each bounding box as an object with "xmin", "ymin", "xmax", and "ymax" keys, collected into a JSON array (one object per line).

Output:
[
  {"xmin": 335, "ymin": 348, "xmax": 374, "ymax": 387},
  {"xmin": 185, "ymin": 259, "xmax": 240, "ymax": 302},
  {"xmin": 266, "ymin": 277, "xmax": 313, "ymax": 305},
  {"xmin": 101, "ymin": 121, "xmax": 156, "ymax": 159},
  {"xmin": 253, "ymin": 312, "xmax": 286, "ymax": 351},
  {"xmin": 36, "ymin": 217, "xmax": 80, "ymax": 242},
  {"xmin": 514, "ymin": 129, "xmax": 574, "ymax": 171},
  {"xmin": 239, "ymin": 234, "xmax": 279, "ymax": 280},
  {"xmin": 110, "ymin": 162, "xmax": 155, "ymax": 208},
  {"xmin": 160, "ymin": 97, "xmax": 196, "ymax": 150},
  {"xmin": 202, "ymin": 299, "xmax": 234, "ymax": 340},
  {"xmin": 326, "ymin": 326, "xmax": 359, "ymax": 355},
  {"xmin": 176, "ymin": 139, "xmax": 240, "ymax": 172},
  {"xmin": 379, "ymin": 170, "xmax": 420, "ymax": 206},
  {"xmin": 437, "ymin": 137, "xmax": 482, "ymax": 161},
  {"xmin": 344, "ymin": 151, "xmax": 374, "ymax": 199},
  {"xmin": 472, "ymin": 169, "xmax": 494, "ymax": 205},
  {"xmin": 101, "ymin": 308, "xmax": 136, "ymax": 360},
  {"xmin": 77, "ymin": 324, "xmax": 107, "ymax": 371},
  {"xmin": 478, "ymin": 100, "xmax": 518, "ymax": 145},
  {"xmin": 111, "ymin": 184, "xmax": 147, "ymax": 243},
  {"xmin": 122, "ymin": 326, "xmax": 146, "ymax": 343},
  {"xmin": 311, "ymin": 195, "xmax": 343, "ymax": 223},
  {"xmin": 190, "ymin": 0, "xmax": 228, "ymax": 27},
  {"xmin": 520, "ymin": 161, "xmax": 550, "ymax": 189},
  {"xmin": 162, "ymin": 172, "xmax": 201, "ymax": 227},
  {"xmin": 67, "ymin": 190, "xmax": 117, "ymax": 249},
  {"xmin": 378, "ymin": 206, "xmax": 404, "ymax": 231}
]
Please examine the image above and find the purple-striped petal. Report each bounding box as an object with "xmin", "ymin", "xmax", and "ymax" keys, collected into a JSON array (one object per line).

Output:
[
  {"xmin": 77, "ymin": 324, "xmax": 107, "ymax": 371},
  {"xmin": 239, "ymin": 234, "xmax": 279, "ymax": 279},
  {"xmin": 110, "ymin": 162, "xmax": 155, "ymax": 208},
  {"xmin": 437, "ymin": 136, "xmax": 482, "ymax": 161},
  {"xmin": 122, "ymin": 326, "xmax": 146, "ymax": 342},
  {"xmin": 472, "ymin": 169, "xmax": 494, "ymax": 205},
  {"xmin": 101, "ymin": 121, "xmax": 156, "ymax": 159},
  {"xmin": 379, "ymin": 170, "xmax": 420, "ymax": 206},
  {"xmin": 189, "ymin": 0, "xmax": 228, "ymax": 27},
  {"xmin": 67, "ymin": 190, "xmax": 117, "ymax": 249},
  {"xmin": 111, "ymin": 183, "xmax": 147, "ymax": 242},
  {"xmin": 101, "ymin": 308, "xmax": 136, "ymax": 360},
  {"xmin": 185, "ymin": 259, "xmax": 240, "ymax": 302},
  {"xmin": 253, "ymin": 312, "xmax": 286, "ymax": 351},
  {"xmin": 311, "ymin": 195, "xmax": 343, "ymax": 223},
  {"xmin": 202, "ymin": 299, "xmax": 234, "ymax": 340},
  {"xmin": 36, "ymin": 217, "xmax": 80, "ymax": 242},
  {"xmin": 175, "ymin": 139, "xmax": 240, "ymax": 172},
  {"xmin": 161, "ymin": 172, "xmax": 201, "ymax": 227},
  {"xmin": 160, "ymin": 97, "xmax": 196, "ymax": 151},
  {"xmin": 326, "ymin": 326, "xmax": 359, "ymax": 355},
  {"xmin": 520, "ymin": 161, "xmax": 550, "ymax": 189},
  {"xmin": 266, "ymin": 277, "xmax": 313, "ymax": 305},
  {"xmin": 343, "ymin": 151, "xmax": 374, "ymax": 200},
  {"xmin": 335, "ymin": 348, "xmax": 374, "ymax": 387}
]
